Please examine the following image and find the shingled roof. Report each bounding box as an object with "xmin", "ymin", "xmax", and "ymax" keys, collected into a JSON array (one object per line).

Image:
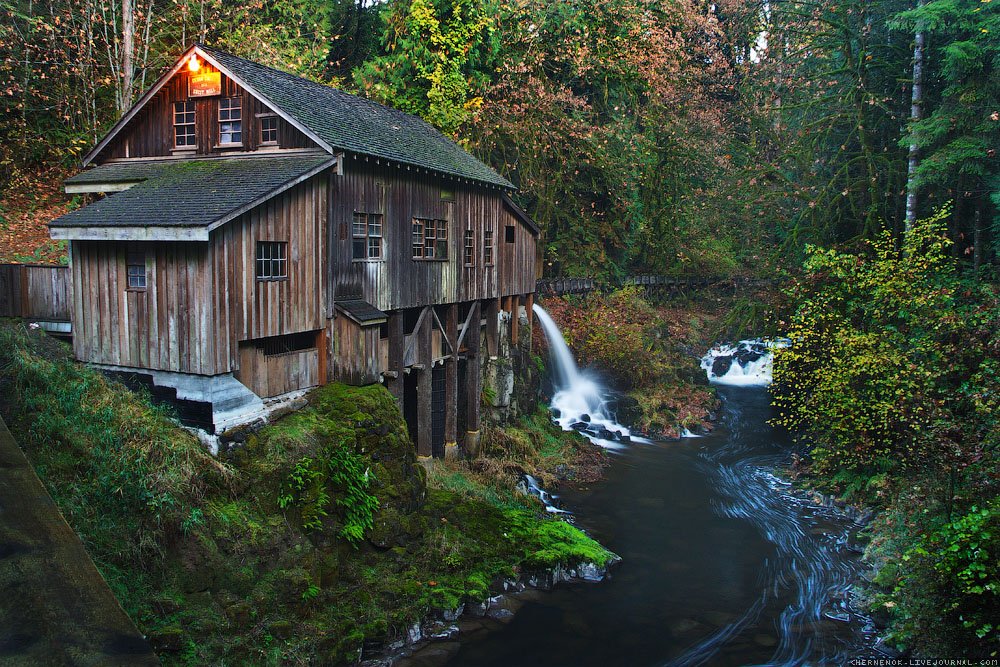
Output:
[
  {"xmin": 82, "ymin": 44, "xmax": 514, "ymax": 190},
  {"xmin": 51, "ymin": 154, "xmax": 334, "ymax": 241}
]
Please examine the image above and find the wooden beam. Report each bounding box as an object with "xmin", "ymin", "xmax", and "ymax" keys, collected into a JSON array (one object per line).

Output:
[
  {"xmin": 401, "ymin": 306, "xmax": 429, "ymax": 365},
  {"xmin": 416, "ymin": 309, "xmax": 433, "ymax": 459},
  {"xmin": 430, "ymin": 305, "xmax": 453, "ymax": 354},
  {"xmin": 316, "ymin": 327, "xmax": 328, "ymax": 385},
  {"xmin": 510, "ymin": 294, "xmax": 520, "ymax": 346},
  {"xmin": 486, "ymin": 298, "xmax": 499, "ymax": 357},
  {"xmin": 463, "ymin": 300, "xmax": 482, "ymax": 458},
  {"xmin": 445, "ymin": 303, "xmax": 458, "ymax": 460},
  {"xmin": 454, "ymin": 302, "xmax": 477, "ymax": 351},
  {"xmin": 388, "ymin": 311, "xmax": 404, "ymax": 406}
]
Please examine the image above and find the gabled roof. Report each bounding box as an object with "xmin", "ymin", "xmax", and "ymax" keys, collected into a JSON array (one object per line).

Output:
[
  {"xmin": 83, "ymin": 44, "xmax": 514, "ymax": 190},
  {"xmin": 502, "ymin": 194, "xmax": 541, "ymax": 236},
  {"xmin": 50, "ymin": 154, "xmax": 334, "ymax": 242}
]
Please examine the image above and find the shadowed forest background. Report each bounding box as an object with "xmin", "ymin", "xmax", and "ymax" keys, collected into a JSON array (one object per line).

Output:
[
  {"xmin": 3, "ymin": 0, "xmax": 1000, "ymax": 659},
  {"xmin": 2, "ymin": 0, "xmax": 998, "ymax": 275}
]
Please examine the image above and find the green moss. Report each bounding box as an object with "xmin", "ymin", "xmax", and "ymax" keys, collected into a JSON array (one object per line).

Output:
[{"xmin": 0, "ymin": 322, "xmax": 616, "ymax": 666}]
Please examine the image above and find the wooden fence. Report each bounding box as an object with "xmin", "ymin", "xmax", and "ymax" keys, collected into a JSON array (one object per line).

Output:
[
  {"xmin": 0, "ymin": 264, "xmax": 72, "ymax": 322},
  {"xmin": 535, "ymin": 274, "xmax": 715, "ymax": 298}
]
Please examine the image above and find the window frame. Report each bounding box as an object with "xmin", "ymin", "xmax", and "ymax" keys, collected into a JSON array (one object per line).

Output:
[
  {"xmin": 412, "ymin": 217, "xmax": 448, "ymax": 260},
  {"xmin": 484, "ymin": 225, "xmax": 494, "ymax": 266},
  {"xmin": 259, "ymin": 114, "xmax": 278, "ymax": 146},
  {"xmin": 218, "ymin": 96, "xmax": 243, "ymax": 146},
  {"xmin": 463, "ymin": 228, "xmax": 475, "ymax": 267},
  {"xmin": 352, "ymin": 212, "xmax": 384, "ymax": 261},
  {"xmin": 173, "ymin": 100, "xmax": 196, "ymax": 149},
  {"xmin": 256, "ymin": 241, "xmax": 288, "ymax": 281},
  {"xmin": 126, "ymin": 244, "xmax": 146, "ymax": 290},
  {"xmin": 504, "ymin": 224, "xmax": 516, "ymax": 244}
]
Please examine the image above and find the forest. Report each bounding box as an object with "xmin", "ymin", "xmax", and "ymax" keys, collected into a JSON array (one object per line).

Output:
[{"xmin": 2, "ymin": 0, "xmax": 1000, "ymax": 660}]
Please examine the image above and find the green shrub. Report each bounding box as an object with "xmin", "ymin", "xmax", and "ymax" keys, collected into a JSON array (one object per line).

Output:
[{"xmin": 894, "ymin": 500, "xmax": 1000, "ymax": 657}]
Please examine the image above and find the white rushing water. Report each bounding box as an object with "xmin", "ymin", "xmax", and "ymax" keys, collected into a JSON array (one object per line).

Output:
[
  {"xmin": 532, "ymin": 304, "xmax": 633, "ymax": 449},
  {"xmin": 700, "ymin": 338, "xmax": 790, "ymax": 386}
]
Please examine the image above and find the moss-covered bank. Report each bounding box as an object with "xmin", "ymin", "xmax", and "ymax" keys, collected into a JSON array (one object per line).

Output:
[{"xmin": 0, "ymin": 320, "xmax": 615, "ymax": 665}]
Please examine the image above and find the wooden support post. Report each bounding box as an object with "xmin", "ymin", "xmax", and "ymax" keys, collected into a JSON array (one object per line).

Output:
[
  {"xmin": 444, "ymin": 303, "xmax": 458, "ymax": 460},
  {"xmin": 316, "ymin": 327, "xmax": 328, "ymax": 385},
  {"xmin": 388, "ymin": 311, "xmax": 404, "ymax": 407},
  {"xmin": 464, "ymin": 301, "xmax": 482, "ymax": 458},
  {"xmin": 486, "ymin": 298, "xmax": 499, "ymax": 357},
  {"xmin": 502, "ymin": 295, "xmax": 512, "ymax": 313},
  {"xmin": 510, "ymin": 294, "xmax": 520, "ymax": 346},
  {"xmin": 417, "ymin": 309, "xmax": 433, "ymax": 461}
]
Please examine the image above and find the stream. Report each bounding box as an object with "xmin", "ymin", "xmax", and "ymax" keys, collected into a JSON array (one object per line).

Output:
[{"xmin": 449, "ymin": 385, "xmax": 879, "ymax": 666}]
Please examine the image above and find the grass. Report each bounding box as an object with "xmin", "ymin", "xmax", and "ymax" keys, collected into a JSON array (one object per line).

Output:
[{"xmin": 0, "ymin": 319, "xmax": 616, "ymax": 665}]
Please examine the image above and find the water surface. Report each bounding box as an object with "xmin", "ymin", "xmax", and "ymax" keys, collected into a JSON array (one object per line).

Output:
[{"xmin": 450, "ymin": 387, "xmax": 878, "ymax": 666}]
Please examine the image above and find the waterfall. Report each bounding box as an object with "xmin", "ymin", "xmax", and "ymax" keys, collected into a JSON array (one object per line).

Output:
[
  {"xmin": 700, "ymin": 339, "xmax": 790, "ymax": 386},
  {"xmin": 532, "ymin": 304, "xmax": 631, "ymax": 448}
]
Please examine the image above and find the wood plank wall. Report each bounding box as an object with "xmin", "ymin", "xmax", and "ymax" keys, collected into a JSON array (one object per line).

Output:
[
  {"xmin": 71, "ymin": 240, "xmax": 218, "ymax": 374},
  {"xmin": 236, "ymin": 345, "xmax": 318, "ymax": 397},
  {"xmin": 332, "ymin": 316, "xmax": 381, "ymax": 385},
  {"xmin": 329, "ymin": 159, "xmax": 537, "ymax": 313},
  {"xmin": 0, "ymin": 264, "xmax": 71, "ymax": 320},
  {"xmin": 213, "ymin": 173, "xmax": 326, "ymax": 371},
  {"xmin": 70, "ymin": 175, "xmax": 325, "ymax": 377},
  {"xmin": 99, "ymin": 65, "xmax": 314, "ymax": 161}
]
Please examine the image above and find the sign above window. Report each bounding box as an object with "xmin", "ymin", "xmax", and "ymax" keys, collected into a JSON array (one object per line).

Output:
[{"xmin": 189, "ymin": 71, "xmax": 221, "ymax": 98}]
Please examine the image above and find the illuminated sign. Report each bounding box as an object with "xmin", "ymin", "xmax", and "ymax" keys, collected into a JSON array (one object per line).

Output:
[{"xmin": 189, "ymin": 71, "xmax": 221, "ymax": 98}]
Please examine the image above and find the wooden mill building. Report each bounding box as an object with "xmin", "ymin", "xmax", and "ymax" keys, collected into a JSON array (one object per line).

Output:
[{"xmin": 49, "ymin": 44, "xmax": 539, "ymax": 458}]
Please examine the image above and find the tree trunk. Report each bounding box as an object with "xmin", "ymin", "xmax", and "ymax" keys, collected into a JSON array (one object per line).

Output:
[
  {"xmin": 120, "ymin": 0, "xmax": 134, "ymax": 114},
  {"xmin": 904, "ymin": 0, "xmax": 927, "ymax": 233},
  {"xmin": 951, "ymin": 179, "xmax": 964, "ymax": 259},
  {"xmin": 974, "ymin": 198, "xmax": 983, "ymax": 275}
]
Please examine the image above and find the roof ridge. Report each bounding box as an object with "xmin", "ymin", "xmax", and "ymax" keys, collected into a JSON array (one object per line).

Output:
[{"xmin": 196, "ymin": 43, "xmax": 425, "ymax": 123}]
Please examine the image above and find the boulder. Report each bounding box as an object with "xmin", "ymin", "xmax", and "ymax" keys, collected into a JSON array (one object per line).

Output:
[{"xmin": 711, "ymin": 356, "xmax": 733, "ymax": 377}]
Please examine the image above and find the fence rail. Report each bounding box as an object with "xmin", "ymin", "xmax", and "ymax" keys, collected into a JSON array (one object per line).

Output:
[
  {"xmin": 535, "ymin": 274, "xmax": 717, "ymax": 297},
  {"xmin": 0, "ymin": 264, "xmax": 72, "ymax": 321}
]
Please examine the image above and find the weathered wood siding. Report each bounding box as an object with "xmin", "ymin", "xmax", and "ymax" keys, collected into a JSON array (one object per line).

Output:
[
  {"xmin": 236, "ymin": 344, "xmax": 319, "ymax": 397},
  {"xmin": 0, "ymin": 264, "xmax": 71, "ymax": 321},
  {"xmin": 97, "ymin": 63, "xmax": 314, "ymax": 161},
  {"xmin": 212, "ymin": 173, "xmax": 326, "ymax": 372},
  {"xmin": 328, "ymin": 159, "xmax": 536, "ymax": 312},
  {"xmin": 332, "ymin": 316, "xmax": 381, "ymax": 385},
  {"xmin": 71, "ymin": 240, "xmax": 218, "ymax": 374},
  {"xmin": 70, "ymin": 175, "xmax": 325, "ymax": 378}
]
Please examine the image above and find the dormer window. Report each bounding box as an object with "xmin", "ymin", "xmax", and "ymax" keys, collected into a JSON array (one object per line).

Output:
[
  {"xmin": 173, "ymin": 101, "xmax": 196, "ymax": 148},
  {"xmin": 219, "ymin": 97, "xmax": 242, "ymax": 145}
]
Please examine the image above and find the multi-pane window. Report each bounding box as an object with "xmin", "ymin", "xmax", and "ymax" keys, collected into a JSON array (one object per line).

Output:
[
  {"xmin": 412, "ymin": 218, "xmax": 448, "ymax": 259},
  {"xmin": 463, "ymin": 229, "xmax": 475, "ymax": 266},
  {"xmin": 484, "ymin": 226, "xmax": 494, "ymax": 265},
  {"xmin": 352, "ymin": 212, "xmax": 383, "ymax": 260},
  {"xmin": 219, "ymin": 97, "xmax": 242, "ymax": 145},
  {"xmin": 126, "ymin": 245, "xmax": 146, "ymax": 289},
  {"xmin": 173, "ymin": 100, "xmax": 196, "ymax": 148},
  {"xmin": 260, "ymin": 115, "xmax": 278, "ymax": 145},
  {"xmin": 256, "ymin": 241, "xmax": 287, "ymax": 280}
]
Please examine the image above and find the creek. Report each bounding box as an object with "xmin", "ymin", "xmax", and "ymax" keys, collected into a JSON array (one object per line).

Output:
[{"xmin": 445, "ymin": 313, "xmax": 880, "ymax": 666}]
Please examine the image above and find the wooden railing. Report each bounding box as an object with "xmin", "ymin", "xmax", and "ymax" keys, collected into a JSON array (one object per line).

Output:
[
  {"xmin": 0, "ymin": 264, "xmax": 72, "ymax": 321},
  {"xmin": 535, "ymin": 274, "xmax": 715, "ymax": 297}
]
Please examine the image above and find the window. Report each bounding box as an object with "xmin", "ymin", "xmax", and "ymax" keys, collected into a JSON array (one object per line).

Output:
[
  {"xmin": 256, "ymin": 241, "xmax": 287, "ymax": 280},
  {"xmin": 441, "ymin": 188, "xmax": 455, "ymax": 201},
  {"xmin": 352, "ymin": 212, "xmax": 383, "ymax": 260},
  {"xmin": 260, "ymin": 115, "xmax": 278, "ymax": 145},
  {"xmin": 173, "ymin": 101, "xmax": 195, "ymax": 148},
  {"xmin": 219, "ymin": 97, "xmax": 242, "ymax": 145},
  {"xmin": 412, "ymin": 218, "xmax": 448, "ymax": 259},
  {"xmin": 463, "ymin": 229, "xmax": 475, "ymax": 266},
  {"xmin": 126, "ymin": 245, "xmax": 146, "ymax": 289},
  {"xmin": 505, "ymin": 225, "xmax": 515, "ymax": 243},
  {"xmin": 484, "ymin": 227, "xmax": 494, "ymax": 266}
]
